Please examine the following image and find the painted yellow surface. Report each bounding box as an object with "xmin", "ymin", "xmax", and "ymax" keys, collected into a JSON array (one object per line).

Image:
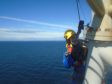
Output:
[{"xmin": 86, "ymin": 0, "xmax": 112, "ymax": 41}]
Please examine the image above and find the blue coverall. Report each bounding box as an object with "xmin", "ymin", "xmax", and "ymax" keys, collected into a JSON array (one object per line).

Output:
[{"xmin": 63, "ymin": 53, "xmax": 85, "ymax": 84}]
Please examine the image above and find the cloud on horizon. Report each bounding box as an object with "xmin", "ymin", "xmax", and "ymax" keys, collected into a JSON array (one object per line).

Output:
[
  {"xmin": 0, "ymin": 16, "xmax": 77, "ymax": 41},
  {"xmin": 0, "ymin": 28, "xmax": 64, "ymax": 41}
]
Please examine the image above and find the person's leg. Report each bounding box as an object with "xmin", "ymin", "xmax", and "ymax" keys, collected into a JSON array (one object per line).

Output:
[
  {"xmin": 72, "ymin": 65, "xmax": 85, "ymax": 84},
  {"xmin": 72, "ymin": 70, "xmax": 78, "ymax": 84}
]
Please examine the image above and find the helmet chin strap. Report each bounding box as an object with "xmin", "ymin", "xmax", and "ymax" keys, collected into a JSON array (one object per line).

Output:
[{"xmin": 71, "ymin": 37, "xmax": 78, "ymax": 46}]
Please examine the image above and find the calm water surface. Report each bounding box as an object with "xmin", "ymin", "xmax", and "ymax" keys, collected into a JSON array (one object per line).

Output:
[{"xmin": 0, "ymin": 41, "xmax": 111, "ymax": 84}]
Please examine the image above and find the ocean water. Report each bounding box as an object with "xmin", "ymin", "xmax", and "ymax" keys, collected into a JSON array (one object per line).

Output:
[
  {"xmin": 0, "ymin": 41, "xmax": 112, "ymax": 84},
  {"xmin": 0, "ymin": 41, "xmax": 73, "ymax": 84}
]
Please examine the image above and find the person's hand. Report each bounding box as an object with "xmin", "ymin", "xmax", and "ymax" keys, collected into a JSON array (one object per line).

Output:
[{"xmin": 65, "ymin": 51, "xmax": 71, "ymax": 57}]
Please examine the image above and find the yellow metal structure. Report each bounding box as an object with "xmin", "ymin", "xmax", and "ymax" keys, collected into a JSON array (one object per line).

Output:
[
  {"xmin": 86, "ymin": 0, "xmax": 112, "ymax": 41},
  {"xmin": 83, "ymin": 0, "xmax": 112, "ymax": 84}
]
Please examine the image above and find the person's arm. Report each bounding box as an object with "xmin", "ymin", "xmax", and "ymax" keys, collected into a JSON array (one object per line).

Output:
[{"xmin": 63, "ymin": 52, "xmax": 74, "ymax": 68}]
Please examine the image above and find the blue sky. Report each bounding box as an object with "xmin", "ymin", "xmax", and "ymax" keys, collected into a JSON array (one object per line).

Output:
[{"xmin": 0, "ymin": 0, "xmax": 91, "ymax": 41}]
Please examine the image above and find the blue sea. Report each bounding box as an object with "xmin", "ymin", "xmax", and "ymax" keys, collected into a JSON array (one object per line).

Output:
[
  {"xmin": 0, "ymin": 41, "xmax": 73, "ymax": 84},
  {"xmin": 0, "ymin": 41, "xmax": 112, "ymax": 84}
]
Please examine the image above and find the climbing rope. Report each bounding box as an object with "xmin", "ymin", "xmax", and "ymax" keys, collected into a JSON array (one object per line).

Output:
[{"xmin": 76, "ymin": 0, "xmax": 80, "ymax": 21}]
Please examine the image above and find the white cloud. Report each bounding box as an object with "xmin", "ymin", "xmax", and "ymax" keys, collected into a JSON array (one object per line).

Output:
[
  {"xmin": 0, "ymin": 16, "xmax": 73, "ymax": 29},
  {"xmin": 0, "ymin": 28, "xmax": 64, "ymax": 41},
  {"xmin": 0, "ymin": 16, "xmax": 77, "ymax": 41}
]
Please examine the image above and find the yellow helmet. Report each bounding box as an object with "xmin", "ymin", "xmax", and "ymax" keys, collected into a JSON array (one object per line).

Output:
[{"xmin": 64, "ymin": 29, "xmax": 76, "ymax": 39}]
